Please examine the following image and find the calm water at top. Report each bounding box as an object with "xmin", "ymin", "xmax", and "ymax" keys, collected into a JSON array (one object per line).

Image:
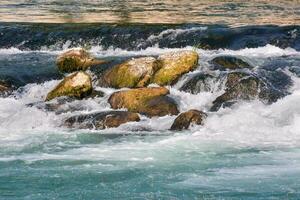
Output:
[{"xmin": 0, "ymin": 0, "xmax": 300, "ymax": 26}]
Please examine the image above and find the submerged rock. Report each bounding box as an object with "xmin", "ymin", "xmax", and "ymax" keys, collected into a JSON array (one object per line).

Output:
[
  {"xmin": 46, "ymin": 71, "xmax": 92, "ymax": 101},
  {"xmin": 108, "ymin": 87, "xmax": 179, "ymax": 117},
  {"xmin": 210, "ymin": 56, "xmax": 252, "ymax": 70},
  {"xmin": 170, "ymin": 109, "xmax": 207, "ymax": 131},
  {"xmin": 103, "ymin": 57, "xmax": 160, "ymax": 88},
  {"xmin": 179, "ymin": 73, "xmax": 220, "ymax": 94},
  {"xmin": 64, "ymin": 111, "xmax": 140, "ymax": 130},
  {"xmin": 56, "ymin": 48, "xmax": 107, "ymax": 73},
  {"xmin": 152, "ymin": 50, "xmax": 199, "ymax": 85}
]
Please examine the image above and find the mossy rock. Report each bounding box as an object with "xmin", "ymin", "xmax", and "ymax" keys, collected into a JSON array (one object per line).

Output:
[
  {"xmin": 210, "ymin": 56, "xmax": 252, "ymax": 70},
  {"xmin": 103, "ymin": 57, "xmax": 160, "ymax": 88},
  {"xmin": 108, "ymin": 87, "xmax": 179, "ymax": 117},
  {"xmin": 46, "ymin": 71, "xmax": 92, "ymax": 101},
  {"xmin": 170, "ymin": 109, "xmax": 207, "ymax": 131},
  {"xmin": 56, "ymin": 48, "xmax": 107, "ymax": 73},
  {"xmin": 64, "ymin": 111, "xmax": 140, "ymax": 130},
  {"xmin": 152, "ymin": 50, "xmax": 199, "ymax": 85}
]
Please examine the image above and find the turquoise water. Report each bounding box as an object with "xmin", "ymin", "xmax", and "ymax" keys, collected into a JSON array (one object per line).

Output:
[
  {"xmin": 1, "ymin": 41, "xmax": 300, "ymax": 199},
  {"xmin": 0, "ymin": 5, "xmax": 300, "ymax": 199}
]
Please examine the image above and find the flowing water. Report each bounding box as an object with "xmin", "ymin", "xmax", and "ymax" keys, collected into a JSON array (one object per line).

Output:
[{"xmin": 1, "ymin": 2, "xmax": 300, "ymax": 200}]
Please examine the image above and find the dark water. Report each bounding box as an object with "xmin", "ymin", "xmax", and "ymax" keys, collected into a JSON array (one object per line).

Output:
[{"xmin": 0, "ymin": 2, "xmax": 300, "ymax": 200}]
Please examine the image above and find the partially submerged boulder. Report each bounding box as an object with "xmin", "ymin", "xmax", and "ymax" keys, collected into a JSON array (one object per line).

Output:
[
  {"xmin": 210, "ymin": 72, "xmax": 260, "ymax": 111},
  {"xmin": 64, "ymin": 111, "xmax": 140, "ymax": 130},
  {"xmin": 210, "ymin": 56, "xmax": 252, "ymax": 70},
  {"xmin": 103, "ymin": 57, "xmax": 160, "ymax": 88},
  {"xmin": 108, "ymin": 87, "xmax": 179, "ymax": 117},
  {"xmin": 170, "ymin": 109, "xmax": 207, "ymax": 131},
  {"xmin": 57, "ymin": 48, "xmax": 107, "ymax": 73},
  {"xmin": 179, "ymin": 73, "xmax": 220, "ymax": 94},
  {"xmin": 46, "ymin": 71, "xmax": 92, "ymax": 101},
  {"xmin": 152, "ymin": 50, "xmax": 199, "ymax": 85}
]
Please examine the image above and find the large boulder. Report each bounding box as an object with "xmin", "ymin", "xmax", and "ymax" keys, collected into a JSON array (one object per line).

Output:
[
  {"xmin": 46, "ymin": 71, "xmax": 92, "ymax": 101},
  {"xmin": 64, "ymin": 111, "xmax": 140, "ymax": 130},
  {"xmin": 170, "ymin": 109, "xmax": 207, "ymax": 131},
  {"xmin": 56, "ymin": 48, "xmax": 107, "ymax": 73},
  {"xmin": 152, "ymin": 50, "xmax": 199, "ymax": 85},
  {"xmin": 102, "ymin": 57, "xmax": 160, "ymax": 88},
  {"xmin": 210, "ymin": 56, "xmax": 252, "ymax": 70},
  {"xmin": 108, "ymin": 87, "xmax": 179, "ymax": 117}
]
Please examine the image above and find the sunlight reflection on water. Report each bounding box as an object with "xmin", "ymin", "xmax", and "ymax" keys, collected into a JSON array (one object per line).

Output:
[{"xmin": 0, "ymin": 0, "xmax": 299, "ymax": 25}]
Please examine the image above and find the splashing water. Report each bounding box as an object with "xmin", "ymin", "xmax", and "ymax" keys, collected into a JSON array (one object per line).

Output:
[{"xmin": 0, "ymin": 23, "xmax": 300, "ymax": 199}]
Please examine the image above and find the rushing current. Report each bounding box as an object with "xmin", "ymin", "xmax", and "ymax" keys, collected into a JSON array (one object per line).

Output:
[{"xmin": 0, "ymin": 23, "xmax": 300, "ymax": 199}]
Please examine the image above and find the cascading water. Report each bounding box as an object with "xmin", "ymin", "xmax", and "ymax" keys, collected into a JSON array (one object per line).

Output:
[{"xmin": 0, "ymin": 23, "xmax": 300, "ymax": 199}]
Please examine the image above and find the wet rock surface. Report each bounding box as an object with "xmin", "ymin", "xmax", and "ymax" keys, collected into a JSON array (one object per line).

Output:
[
  {"xmin": 152, "ymin": 50, "xmax": 199, "ymax": 85},
  {"xmin": 210, "ymin": 55, "xmax": 252, "ymax": 70},
  {"xmin": 102, "ymin": 57, "xmax": 160, "ymax": 88},
  {"xmin": 57, "ymin": 48, "xmax": 107, "ymax": 73},
  {"xmin": 0, "ymin": 80, "xmax": 13, "ymax": 97},
  {"xmin": 108, "ymin": 87, "xmax": 179, "ymax": 117},
  {"xmin": 170, "ymin": 109, "xmax": 207, "ymax": 131},
  {"xmin": 179, "ymin": 73, "xmax": 220, "ymax": 94},
  {"xmin": 46, "ymin": 71, "xmax": 92, "ymax": 101},
  {"xmin": 64, "ymin": 111, "xmax": 140, "ymax": 130}
]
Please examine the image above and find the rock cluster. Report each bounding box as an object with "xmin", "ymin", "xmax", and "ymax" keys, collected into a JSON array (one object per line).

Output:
[{"xmin": 40, "ymin": 48, "xmax": 284, "ymax": 131}]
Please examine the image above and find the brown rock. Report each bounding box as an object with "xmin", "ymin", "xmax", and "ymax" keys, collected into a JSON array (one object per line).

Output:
[
  {"xmin": 56, "ymin": 48, "xmax": 107, "ymax": 73},
  {"xmin": 108, "ymin": 87, "xmax": 179, "ymax": 117},
  {"xmin": 103, "ymin": 57, "xmax": 160, "ymax": 88},
  {"xmin": 152, "ymin": 50, "xmax": 199, "ymax": 85},
  {"xmin": 170, "ymin": 109, "xmax": 207, "ymax": 131}
]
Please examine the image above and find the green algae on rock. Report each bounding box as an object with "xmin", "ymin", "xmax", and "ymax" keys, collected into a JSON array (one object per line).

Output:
[
  {"xmin": 108, "ymin": 87, "xmax": 179, "ymax": 117},
  {"xmin": 170, "ymin": 109, "xmax": 207, "ymax": 131},
  {"xmin": 46, "ymin": 71, "xmax": 92, "ymax": 101},
  {"xmin": 103, "ymin": 57, "xmax": 160, "ymax": 88},
  {"xmin": 152, "ymin": 50, "xmax": 199, "ymax": 86},
  {"xmin": 56, "ymin": 48, "xmax": 107, "ymax": 73}
]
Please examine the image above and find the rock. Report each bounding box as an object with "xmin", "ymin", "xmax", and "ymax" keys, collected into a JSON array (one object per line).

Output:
[
  {"xmin": 152, "ymin": 50, "xmax": 199, "ymax": 85},
  {"xmin": 103, "ymin": 57, "xmax": 160, "ymax": 88},
  {"xmin": 211, "ymin": 74, "xmax": 260, "ymax": 111},
  {"xmin": 170, "ymin": 109, "xmax": 207, "ymax": 131},
  {"xmin": 0, "ymin": 81, "xmax": 13, "ymax": 97},
  {"xmin": 210, "ymin": 56, "xmax": 252, "ymax": 70},
  {"xmin": 179, "ymin": 73, "xmax": 220, "ymax": 94},
  {"xmin": 64, "ymin": 111, "xmax": 140, "ymax": 130},
  {"xmin": 56, "ymin": 48, "xmax": 107, "ymax": 73},
  {"xmin": 46, "ymin": 71, "xmax": 92, "ymax": 101},
  {"xmin": 108, "ymin": 87, "xmax": 179, "ymax": 117}
]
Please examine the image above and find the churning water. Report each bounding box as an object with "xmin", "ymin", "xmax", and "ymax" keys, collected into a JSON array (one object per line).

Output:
[{"xmin": 0, "ymin": 8, "xmax": 300, "ymax": 200}]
